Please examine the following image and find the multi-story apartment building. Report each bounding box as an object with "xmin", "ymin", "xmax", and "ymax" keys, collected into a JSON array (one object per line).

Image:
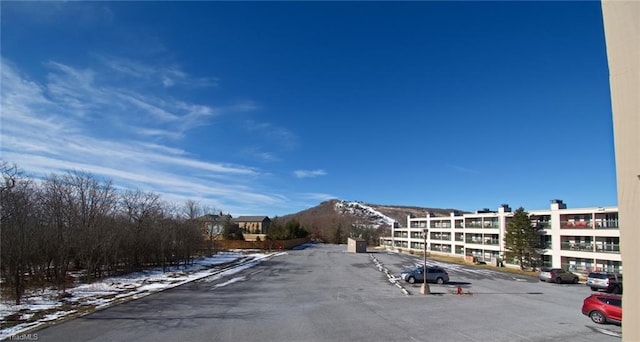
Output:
[{"xmin": 379, "ymin": 200, "xmax": 621, "ymax": 274}]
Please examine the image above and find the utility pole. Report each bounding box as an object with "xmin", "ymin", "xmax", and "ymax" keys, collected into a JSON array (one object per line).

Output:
[{"xmin": 421, "ymin": 228, "xmax": 430, "ymax": 295}]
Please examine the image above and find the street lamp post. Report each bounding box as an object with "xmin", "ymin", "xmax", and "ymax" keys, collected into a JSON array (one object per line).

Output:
[{"xmin": 421, "ymin": 228, "xmax": 431, "ymax": 295}]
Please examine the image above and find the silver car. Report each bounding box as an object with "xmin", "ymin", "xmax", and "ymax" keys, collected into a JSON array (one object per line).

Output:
[
  {"xmin": 538, "ymin": 267, "xmax": 579, "ymax": 284},
  {"xmin": 400, "ymin": 266, "xmax": 449, "ymax": 284}
]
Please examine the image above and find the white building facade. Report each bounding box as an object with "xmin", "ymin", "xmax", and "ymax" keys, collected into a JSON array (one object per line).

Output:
[{"xmin": 379, "ymin": 200, "xmax": 621, "ymax": 274}]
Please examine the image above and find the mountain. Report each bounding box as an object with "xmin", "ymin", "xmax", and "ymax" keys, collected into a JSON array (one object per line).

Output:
[{"xmin": 275, "ymin": 199, "xmax": 465, "ymax": 244}]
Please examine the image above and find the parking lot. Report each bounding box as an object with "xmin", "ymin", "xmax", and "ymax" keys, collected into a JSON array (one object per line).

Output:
[
  {"xmin": 372, "ymin": 249, "xmax": 622, "ymax": 338},
  {"xmin": 34, "ymin": 244, "xmax": 621, "ymax": 342}
]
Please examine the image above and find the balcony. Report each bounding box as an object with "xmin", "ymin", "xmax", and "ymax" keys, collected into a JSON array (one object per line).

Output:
[
  {"xmin": 536, "ymin": 221, "xmax": 551, "ymax": 229},
  {"xmin": 431, "ymin": 234, "xmax": 452, "ymax": 241},
  {"xmin": 465, "ymin": 221, "xmax": 483, "ymax": 229},
  {"xmin": 594, "ymin": 220, "xmax": 619, "ymax": 229},
  {"xmin": 596, "ymin": 244, "xmax": 620, "ymax": 254},
  {"xmin": 394, "ymin": 241, "xmax": 408, "ymax": 248},
  {"xmin": 430, "ymin": 222, "xmax": 452, "ymax": 229},
  {"xmin": 561, "ymin": 221, "xmax": 592, "ymax": 229},
  {"xmin": 483, "ymin": 221, "xmax": 500, "ymax": 229},
  {"xmin": 540, "ymin": 260, "xmax": 553, "ymax": 267},
  {"xmin": 561, "ymin": 242, "xmax": 594, "ymax": 252}
]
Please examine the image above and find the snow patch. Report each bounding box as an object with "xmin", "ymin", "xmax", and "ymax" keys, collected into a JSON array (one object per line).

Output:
[
  {"xmin": 334, "ymin": 201, "xmax": 397, "ymax": 227},
  {"xmin": 0, "ymin": 251, "xmax": 286, "ymax": 340}
]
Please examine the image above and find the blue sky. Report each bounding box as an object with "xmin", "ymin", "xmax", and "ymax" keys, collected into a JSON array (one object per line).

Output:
[{"xmin": 1, "ymin": 1, "xmax": 617, "ymax": 217}]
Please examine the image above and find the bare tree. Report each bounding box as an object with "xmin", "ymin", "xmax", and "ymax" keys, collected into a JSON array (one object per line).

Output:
[
  {"xmin": 0, "ymin": 163, "xmax": 37, "ymax": 304},
  {"xmin": 61, "ymin": 171, "xmax": 118, "ymax": 281},
  {"xmin": 183, "ymin": 200, "xmax": 202, "ymax": 220},
  {"xmin": 1, "ymin": 161, "xmax": 235, "ymax": 297},
  {"xmin": 119, "ymin": 190, "xmax": 164, "ymax": 271},
  {"xmin": 39, "ymin": 173, "xmax": 79, "ymax": 293}
]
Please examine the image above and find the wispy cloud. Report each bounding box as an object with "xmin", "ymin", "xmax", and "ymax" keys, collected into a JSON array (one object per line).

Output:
[
  {"xmin": 246, "ymin": 120, "xmax": 299, "ymax": 150},
  {"xmin": 39, "ymin": 57, "xmax": 220, "ymax": 139},
  {"xmin": 294, "ymin": 169, "xmax": 327, "ymax": 178},
  {"xmin": 239, "ymin": 148, "xmax": 279, "ymax": 162},
  {"xmin": 100, "ymin": 55, "xmax": 218, "ymax": 88},
  {"xmin": 0, "ymin": 56, "xmax": 291, "ymax": 215},
  {"xmin": 299, "ymin": 193, "xmax": 336, "ymax": 201}
]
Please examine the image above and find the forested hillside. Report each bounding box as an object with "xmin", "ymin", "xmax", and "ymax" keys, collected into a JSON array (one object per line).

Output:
[{"xmin": 276, "ymin": 199, "xmax": 464, "ymax": 245}]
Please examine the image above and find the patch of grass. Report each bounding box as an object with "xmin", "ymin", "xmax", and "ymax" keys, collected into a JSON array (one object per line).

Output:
[{"xmin": 381, "ymin": 247, "xmax": 538, "ymax": 278}]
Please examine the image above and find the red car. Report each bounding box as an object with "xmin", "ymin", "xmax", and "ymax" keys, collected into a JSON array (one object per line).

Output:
[{"xmin": 581, "ymin": 293, "xmax": 622, "ymax": 324}]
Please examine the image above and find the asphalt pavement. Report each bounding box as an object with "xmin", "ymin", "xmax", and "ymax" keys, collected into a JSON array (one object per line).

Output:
[{"xmin": 31, "ymin": 244, "xmax": 622, "ymax": 342}]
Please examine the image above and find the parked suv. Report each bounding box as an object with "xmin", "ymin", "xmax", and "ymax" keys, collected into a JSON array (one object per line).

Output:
[
  {"xmin": 586, "ymin": 272, "xmax": 622, "ymax": 294},
  {"xmin": 538, "ymin": 267, "xmax": 579, "ymax": 284},
  {"xmin": 400, "ymin": 266, "xmax": 449, "ymax": 284},
  {"xmin": 581, "ymin": 293, "xmax": 622, "ymax": 324}
]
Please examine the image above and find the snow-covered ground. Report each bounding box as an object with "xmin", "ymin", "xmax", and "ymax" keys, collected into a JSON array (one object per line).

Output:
[
  {"xmin": 334, "ymin": 201, "xmax": 397, "ymax": 227},
  {"xmin": 0, "ymin": 250, "xmax": 286, "ymax": 340}
]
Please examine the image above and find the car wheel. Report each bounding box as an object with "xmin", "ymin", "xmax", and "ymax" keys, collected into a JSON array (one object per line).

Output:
[
  {"xmin": 573, "ymin": 277, "xmax": 579, "ymax": 284},
  {"xmin": 436, "ymin": 277, "xmax": 444, "ymax": 285},
  {"xmin": 612, "ymin": 285, "xmax": 621, "ymax": 294},
  {"xmin": 590, "ymin": 287, "xmax": 598, "ymax": 291},
  {"xmin": 407, "ymin": 276, "xmax": 415, "ymax": 284},
  {"xmin": 590, "ymin": 310, "xmax": 607, "ymax": 324},
  {"xmin": 555, "ymin": 277, "xmax": 563, "ymax": 284}
]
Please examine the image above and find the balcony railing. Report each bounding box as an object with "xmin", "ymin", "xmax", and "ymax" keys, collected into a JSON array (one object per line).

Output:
[
  {"xmin": 560, "ymin": 242, "xmax": 621, "ymax": 254},
  {"xmin": 465, "ymin": 238, "xmax": 499, "ymax": 245},
  {"xmin": 455, "ymin": 236, "xmax": 464, "ymax": 242},
  {"xmin": 596, "ymin": 244, "xmax": 620, "ymax": 253},
  {"xmin": 540, "ymin": 260, "xmax": 553, "ymax": 267},
  {"xmin": 465, "ymin": 222, "xmax": 483, "ymax": 228},
  {"xmin": 561, "ymin": 242, "xmax": 594, "ymax": 252},
  {"xmin": 594, "ymin": 220, "xmax": 619, "ymax": 229},
  {"xmin": 430, "ymin": 222, "xmax": 452, "ymax": 229},
  {"xmin": 536, "ymin": 221, "xmax": 551, "ymax": 229},
  {"xmin": 561, "ymin": 221, "xmax": 592, "ymax": 228}
]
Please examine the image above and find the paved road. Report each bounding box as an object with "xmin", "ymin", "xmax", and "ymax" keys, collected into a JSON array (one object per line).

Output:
[{"xmin": 33, "ymin": 244, "xmax": 621, "ymax": 342}]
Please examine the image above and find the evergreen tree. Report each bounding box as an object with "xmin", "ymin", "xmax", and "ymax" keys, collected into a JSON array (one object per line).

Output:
[
  {"xmin": 221, "ymin": 218, "xmax": 244, "ymax": 240},
  {"xmin": 503, "ymin": 207, "xmax": 543, "ymax": 270}
]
